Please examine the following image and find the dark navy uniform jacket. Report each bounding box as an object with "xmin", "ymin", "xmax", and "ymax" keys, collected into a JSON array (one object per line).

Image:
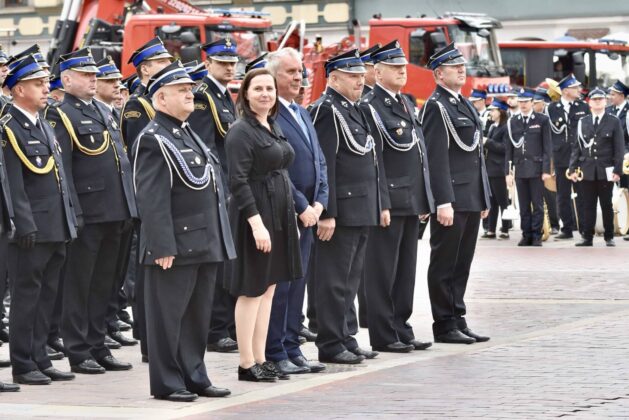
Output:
[{"xmin": 503, "ymin": 112, "xmax": 552, "ymax": 178}]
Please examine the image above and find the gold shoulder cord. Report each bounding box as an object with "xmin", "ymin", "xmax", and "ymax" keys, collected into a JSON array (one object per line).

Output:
[
  {"xmin": 204, "ymin": 92, "xmax": 228, "ymax": 137},
  {"xmin": 5, "ymin": 125, "xmax": 60, "ymax": 188},
  {"xmin": 137, "ymin": 97, "xmax": 156, "ymax": 120},
  {"xmin": 57, "ymin": 108, "xmax": 109, "ymax": 155}
]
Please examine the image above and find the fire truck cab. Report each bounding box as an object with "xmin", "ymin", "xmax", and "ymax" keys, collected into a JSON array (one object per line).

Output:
[
  {"xmin": 368, "ymin": 12, "xmax": 510, "ymax": 105},
  {"xmin": 500, "ymin": 39, "xmax": 629, "ymax": 90}
]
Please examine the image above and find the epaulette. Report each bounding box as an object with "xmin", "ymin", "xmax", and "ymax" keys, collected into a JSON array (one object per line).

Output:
[
  {"xmin": 361, "ymin": 90, "xmax": 375, "ymax": 104},
  {"xmin": 0, "ymin": 114, "xmax": 11, "ymax": 129},
  {"xmin": 430, "ymin": 91, "xmax": 441, "ymax": 101},
  {"xmin": 196, "ymin": 83, "xmax": 208, "ymax": 94}
]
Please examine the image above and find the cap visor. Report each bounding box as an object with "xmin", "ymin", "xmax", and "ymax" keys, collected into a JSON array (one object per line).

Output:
[
  {"xmin": 379, "ymin": 57, "xmax": 408, "ymax": 66},
  {"xmin": 165, "ymin": 77, "xmax": 195, "ymax": 87},
  {"xmin": 97, "ymin": 73, "xmax": 123, "ymax": 80},
  {"xmin": 71, "ymin": 66, "xmax": 100, "ymax": 73},
  {"xmin": 210, "ymin": 55, "xmax": 239, "ymax": 63},
  {"xmin": 337, "ymin": 65, "xmax": 366, "ymax": 74},
  {"xmin": 21, "ymin": 70, "xmax": 50, "ymax": 82},
  {"xmin": 441, "ymin": 56, "xmax": 467, "ymax": 66},
  {"xmin": 517, "ymin": 97, "xmax": 533, "ymax": 102},
  {"xmin": 147, "ymin": 52, "xmax": 174, "ymax": 62}
]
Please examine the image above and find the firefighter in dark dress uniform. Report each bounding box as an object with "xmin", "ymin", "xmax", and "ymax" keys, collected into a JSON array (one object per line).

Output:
[
  {"xmin": 134, "ymin": 60, "xmax": 235, "ymax": 402},
  {"xmin": 421, "ymin": 42, "xmax": 491, "ymax": 345},
  {"xmin": 547, "ymin": 74, "xmax": 590, "ymax": 239},
  {"xmin": 569, "ymin": 87, "xmax": 624, "ymax": 247},
  {"xmin": 188, "ymin": 38, "xmax": 240, "ymax": 353},
  {"xmin": 308, "ymin": 49, "xmax": 385, "ymax": 364},
  {"xmin": 1, "ymin": 54, "xmax": 77, "ymax": 384},
  {"xmin": 46, "ymin": 48, "xmax": 136, "ymax": 374},
  {"xmin": 504, "ymin": 87, "xmax": 552, "ymax": 246},
  {"xmin": 358, "ymin": 40, "xmax": 434, "ymax": 353}
]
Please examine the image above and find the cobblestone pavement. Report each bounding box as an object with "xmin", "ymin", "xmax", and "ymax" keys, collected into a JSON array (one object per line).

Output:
[{"xmin": 1, "ymin": 234, "xmax": 628, "ymax": 419}]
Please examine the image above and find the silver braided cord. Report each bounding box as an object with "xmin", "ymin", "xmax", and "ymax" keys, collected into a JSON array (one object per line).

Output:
[
  {"xmin": 368, "ymin": 104, "xmax": 418, "ymax": 153},
  {"xmin": 435, "ymin": 101, "xmax": 480, "ymax": 152},
  {"xmin": 331, "ymin": 105, "xmax": 374, "ymax": 156},
  {"xmin": 576, "ymin": 118, "xmax": 594, "ymax": 151},
  {"xmin": 506, "ymin": 117, "xmax": 525, "ymax": 149},
  {"xmin": 155, "ymin": 134, "xmax": 215, "ymax": 191}
]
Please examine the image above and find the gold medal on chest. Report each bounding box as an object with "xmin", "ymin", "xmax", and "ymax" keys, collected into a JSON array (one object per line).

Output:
[{"xmin": 396, "ymin": 128, "xmax": 403, "ymax": 136}]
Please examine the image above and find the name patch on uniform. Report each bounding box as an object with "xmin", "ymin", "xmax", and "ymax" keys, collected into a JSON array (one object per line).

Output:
[
  {"xmin": 124, "ymin": 111, "xmax": 141, "ymax": 119},
  {"xmin": 195, "ymin": 103, "xmax": 207, "ymax": 110},
  {"xmin": 27, "ymin": 140, "xmax": 41, "ymax": 145},
  {"xmin": 529, "ymin": 124, "xmax": 541, "ymax": 129},
  {"xmin": 81, "ymin": 120, "xmax": 92, "ymax": 124}
]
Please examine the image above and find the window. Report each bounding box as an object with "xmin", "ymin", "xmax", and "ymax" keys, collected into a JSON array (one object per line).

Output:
[
  {"xmin": 1, "ymin": 0, "xmax": 28, "ymax": 6},
  {"xmin": 155, "ymin": 25, "xmax": 202, "ymax": 62},
  {"xmin": 409, "ymin": 28, "xmax": 443, "ymax": 68},
  {"xmin": 501, "ymin": 49, "xmax": 526, "ymax": 87}
]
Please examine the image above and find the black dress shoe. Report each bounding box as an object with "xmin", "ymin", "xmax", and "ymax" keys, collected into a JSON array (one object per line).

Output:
[
  {"xmin": 531, "ymin": 238, "xmax": 542, "ymax": 247},
  {"xmin": 406, "ymin": 339, "xmax": 433, "ymax": 350},
  {"xmin": 47, "ymin": 337, "xmax": 65, "ymax": 353},
  {"xmin": 290, "ymin": 355, "xmax": 326, "ymax": 373},
  {"xmin": 372, "ymin": 342, "xmax": 414, "ymax": 353},
  {"xmin": 109, "ymin": 331, "xmax": 138, "ymax": 346},
  {"xmin": 517, "ymin": 237, "xmax": 531, "ymax": 246},
  {"xmin": 575, "ymin": 240, "xmax": 593, "ymax": 247},
  {"xmin": 116, "ymin": 320, "xmax": 132, "ymax": 332},
  {"xmin": 550, "ymin": 227, "xmax": 559, "ymax": 235},
  {"xmin": 13, "ymin": 370, "xmax": 51, "ymax": 385},
  {"xmin": 104, "ymin": 335, "xmax": 122, "ymax": 349},
  {"xmin": 460, "ymin": 327, "xmax": 490, "ymax": 342},
  {"xmin": 0, "ymin": 328, "xmax": 8, "ymax": 343},
  {"xmin": 434, "ymin": 329, "xmax": 476, "ymax": 344},
  {"xmin": 0, "ymin": 381, "xmax": 20, "ymax": 392},
  {"xmin": 206, "ymin": 337, "xmax": 238, "ymax": 353},
  {"xmin": 46, "ymin": 345, "xmax": 65, "ymax": 360},
  {"xmin": 0, "ymin": 359, "xmax": 11, "ymax": 368},
  {"xmin": 555, "ymin": 232, "xmax": 573, "ymax": 240},
  {"xmin": 155, "ymin": 390, "xmax": 198, "ymax": 402},
  {"xmin": 71, "ymin": 359, "xmax": 106, "ymax": 374},
  {"xmin": 197, "ymin": 385, "xmax": 231, "ymax": 398},
  {"xmin": 350, "ymin": 347, "xmax": 378, "ymax": 359},
  {"xmin": 41, "ymin": 367, "xmax": 75, "ymax": 381},
  {"xmin": 498, "ymin": 232, "xmax": 509, "ymax": 239},
  {"xmin": 98, "ymin": 355, "xmax": 132, "ymax": 371},
  {"xmin": 141, "ymin": 354, "xmax": 149, "ymax": 363},
  {"xmin": 117, "ymin": 310, "xmax": 134, "ymax": 326},
  {"xmin": 298, "ymin": 326, "xmax": 317, "ymax": 342},
  {"xmin": 606, "ymin": 239, "xmax": 616, "ymax": 247},
  {"xmin": 319, "ymin": 350, "xmax": 364, "ymax": 365},
  {"xmin": 274, "ymin": 359, "xmax": 310, "ymax": 374},
  {"xmin": 261, "ymin": 361, "xmax": 289, "ymax": 380},
  {"xmin": 624, "ymin": 235, "xmax": 629, "ymax": 241},
  {"xmin": 238, "ymin": 364, "xmax": 277, "ymax": 382}
]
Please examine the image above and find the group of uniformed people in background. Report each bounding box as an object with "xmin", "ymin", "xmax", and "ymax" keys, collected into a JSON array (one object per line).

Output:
[
  {"xmin": 469, "ymin": 74, "xmax": 627, "ymax": 247},
  {"xmin": 0, "ymin": 31, "xmax": 623, "ymax": 401}
]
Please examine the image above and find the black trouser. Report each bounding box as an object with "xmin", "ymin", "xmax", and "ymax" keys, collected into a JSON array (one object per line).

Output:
[
  {"xmin": 145, "ymin": 262, "xmax": 217, "ymax": 397},
  {"xmin": 130, "ymin": 226, "xmax": 148, "ymax": 357},
  {"xmin": 428, "ymin": 211, "xmax": 480, "ymax": 336},
  {"xmin": 543, "ymin": 187, "xmax": 560, "ymax": 230},
  {"xmin": 580, "ymin": 179, "xmax": 615, "ymax": 241},
  {"xmin": 62, "ymin": 221, "xmax": 124, "ymax": 365},
  {"xmin": 315, "ymin": 225, "xmax": 369, "ymax": 357},
  {"xmin": 0, "ymin": 235, "xmax": 8, "ymax": 329},
  {"xmin": 556, "ymin": 166, "xmax": 576, "ymax": 234},
  {"xmin": 365, "ymin": 216, "xmax": 419, "ymax": 347},
  {"xmin": 304, "ymin": 244, "xmax": 317, "ymax": 332},
  {"xmin": 8, "ymin": 242, "xmax": 66, "ymax": 375},
  {"xmin": 487, "ymin": 176, "xmax": 509, "ymax": 233},
  {"xmin": 207, "ymin": 263, "xmax": 236, "ymax": 344},
  {"xmin": 516, "ymin": 177, "xmax": 544, "ymax": 239},
  {"xmin": 48, "ymin": 250, "xmax": 69, "ymax": 344},
  {"xmin": 105, "ymin": 221, "xmax": 134, "ymax": 333}
]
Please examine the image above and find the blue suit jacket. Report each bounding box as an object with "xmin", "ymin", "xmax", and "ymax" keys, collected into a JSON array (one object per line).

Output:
[{"xmin": 277, "ymin": 102, "xmax": 328, "ymax": 213}]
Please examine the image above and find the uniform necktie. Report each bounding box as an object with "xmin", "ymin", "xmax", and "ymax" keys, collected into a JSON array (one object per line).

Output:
[
  {"xmin": 594, "ymin": 116, "xmax": 600, "ymax": 130},
  {"xmin": 289, "ymin": 103, "xmax": 311, "ymax": 144},
  {"xmin": 224, "ymin": 90, "xmax": 235, "ymax": 112}
]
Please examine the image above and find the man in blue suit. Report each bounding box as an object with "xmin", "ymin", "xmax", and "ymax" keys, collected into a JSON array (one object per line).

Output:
[{"xmin": 264, "ymin": 48, "xmax": 328, "ymax": 375}]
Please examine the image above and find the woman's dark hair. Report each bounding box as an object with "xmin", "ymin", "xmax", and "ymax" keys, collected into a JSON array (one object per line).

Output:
[
  {"xmin": 496, "ymin": 109, "xmax": 509, "ymax": 125},
  {"xmin": 236, "ymin": 68, "xmax": 279, "ymax": 120}
]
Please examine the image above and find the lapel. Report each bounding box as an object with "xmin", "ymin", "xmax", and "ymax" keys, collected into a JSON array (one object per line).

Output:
[
  {"xmin": 207, "ymin": 78, "xmax": 234, "ymax": 114},
  {"xmin": 327, "ymin": 87, "xmax": 367, "ymax": 129},
  {"xmin": 156, "ymin": 113, "xmax": 202, "ymax": 154},
  {"xmin": 377, "ymin": 87, "xmax": 410, "ymax": 121},
  {"xmin": 65, "ymin": 93, "xmax": 107, "ymax": 128},
  {"xmin": 10, "ymin": 106, "xmax": 47, "ymax": 145},
  {"xmin": 279, "ymin": 102, "xmax": 312, "ymax": 153}
]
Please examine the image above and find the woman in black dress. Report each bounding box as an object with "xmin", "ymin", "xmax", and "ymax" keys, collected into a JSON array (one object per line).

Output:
[
  {"xmin": 225, "ymin": 69, "xmax": 302, "ymax": 382},
  {"xmin": 483, "ymin": 99, "xmax": 511, "ymax": 239}
]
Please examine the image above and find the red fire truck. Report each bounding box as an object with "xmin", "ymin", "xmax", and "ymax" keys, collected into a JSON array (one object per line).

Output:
[
  {"xmin": 500, "ymin": 39, "xmax": 629, "ymax": 89},
  {"xmin": 47, "ymin": 0, "xmax": 273, "ymax": 77}
]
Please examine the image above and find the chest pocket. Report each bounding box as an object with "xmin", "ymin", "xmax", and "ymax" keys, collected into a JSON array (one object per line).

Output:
[
  {"xmin": 180, "ymin": 149, "xmax": 205, "ymax": 168},
  {"xmin": 383, "ymin": 119, "xmax": 411, "ymax": 140},
  {"xmin": 23, "ymin": 143, "xmax": 51, "ymax": 166},
  {"xmin": 452, "ymin": 117, "xmax": 474, "ymax": 128},
  {"xmin": 76, "ymin": 124, "xmax": 106, "ymax": 145}
]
